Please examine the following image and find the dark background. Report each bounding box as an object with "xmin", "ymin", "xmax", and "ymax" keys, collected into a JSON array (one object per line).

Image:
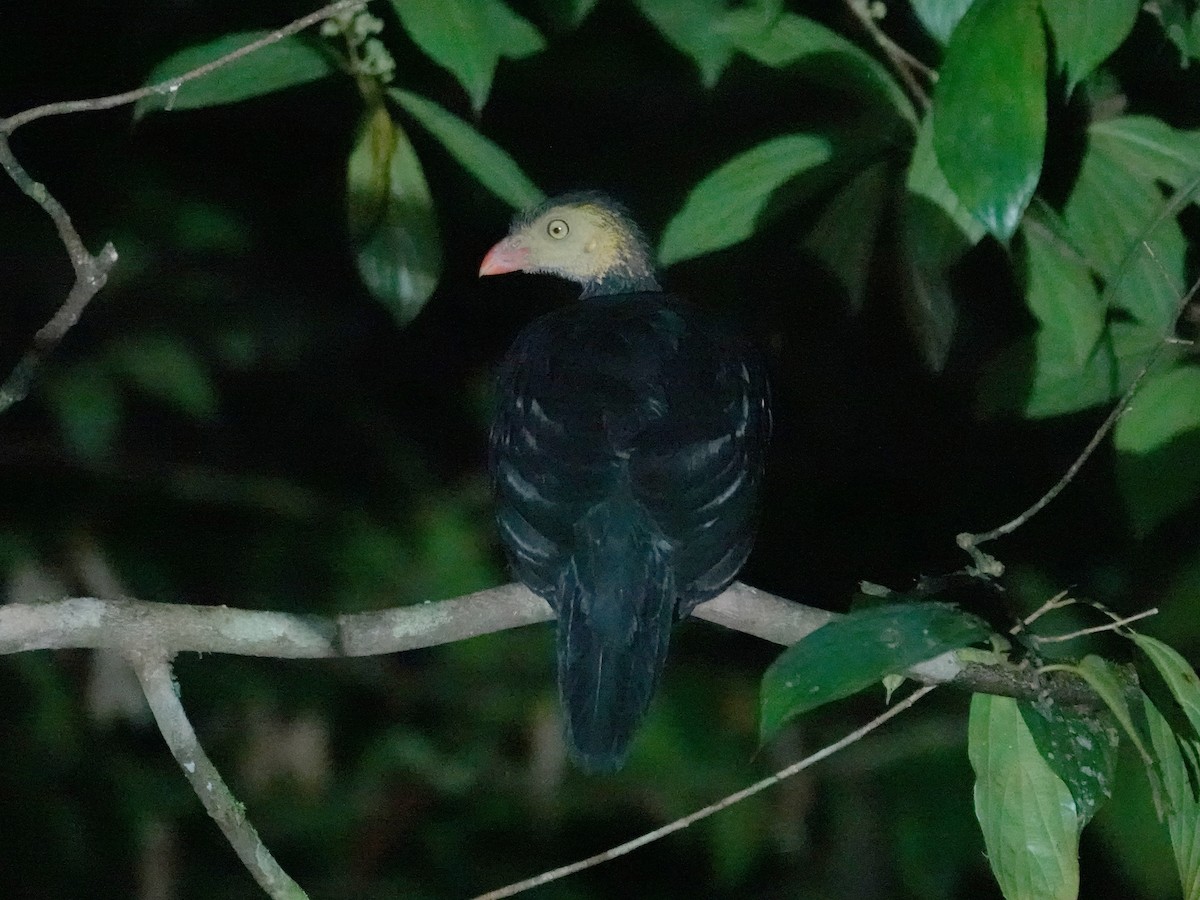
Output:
[{"xmin": 1, "ymin": 2, "xmax": 1196, "ymax": 897}]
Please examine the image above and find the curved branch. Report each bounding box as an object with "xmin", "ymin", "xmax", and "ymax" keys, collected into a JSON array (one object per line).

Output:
[{"xmin": 0, "ymin": 581, "xmax": 1099, "ymax": 706}]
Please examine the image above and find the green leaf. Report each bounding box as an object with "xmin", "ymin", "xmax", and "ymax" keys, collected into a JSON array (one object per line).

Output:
[
  {"xmin": 658, "ymin": 133, "xmax": 834, "ymax": 266},
  {"xmin": 969, "ymin": 694, "xmax": 1080, "ymax": 900},
  {"xmin": 46, "ymin": 363, "xmax": 123, "ymax": 461},
  {"xmin": 1132, "ymin": 633, "xmax": 1200, "ymax": 739},
  {"xmin": 759, "ymin": 602, "xmax": 989, "ymax": 741},
  {"xmin": 1018, "ymin": 696, "xmax": 1118, "ymax": 828},
  {"xmin": 803, "ymin": 161, "xmax": 890, "ymax": 311},
  {"xmin": 135, "ymin": 33, "xmax": 336, "ymax": 118},
  {"xmin": 633, "ymin": 0, "xmax": 735, "ymax": 87},
  {"xmin": 933, "ymin": 0, "xmax": 1047, "ymax": 240},
  {"xmin": 1143, "ymin": 692, "xmax": 1200, "ymax": 898},
  {"xmin": 107, "ymin": 334, "xmax": 218, "ymax": 419},
  {"xmin": 1115, "ymin": 366, "xmax": 1200, "ymax": 535},
  {"xmin": 722, "ymin": 10, "xmax": 916, "ymax": 125},
  {"xmin": 910, "ymin": 0, "xmax": 977, "ymax": 43},
  {"xmin": 1090, "ymin": 115, "xmax": 1200, "ymax": 194},
  {"xmin": 347, "ymin": 107, "xmax": 443, "ymax": 325},
  {"xmin": 1064, "ymin": 130, "xmax": 1188, "ymax": 332},
  {"xmin": 906, "ymin": 115, "xmax": 987, "ymax": 246},
  {"xmin": 1068, "ymin": 656, "xmax": 1158, "ymax": 776},
  {"xmin": 389, "ymin": 0, "xmax": 544, "ymax": 111},
  {"xmin": 1021, "ymin": 219, "xmax": 1105, "ymax": 365},
  {"xmin": 1144, "ymin": 0, "xmax": 1200, "ymax": 68},
  {"xmin": 388, "ymin": 89, "xmax": 543, "ymax": 210},
  {"xmin": 977, "ymin": 320, "xmax": 1167, "ymax": 419},
  {"xmin": 1041, "ymin": 0, "xmax": 1140, "ymax": 91}
]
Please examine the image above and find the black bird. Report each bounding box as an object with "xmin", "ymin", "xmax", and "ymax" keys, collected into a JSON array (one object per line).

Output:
[{"xmin": 480, "ymin": 192, "xmax": 770, "ymax": 772}]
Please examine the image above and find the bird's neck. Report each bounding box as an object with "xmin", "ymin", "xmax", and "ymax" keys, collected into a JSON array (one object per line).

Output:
[{"xmin": 580, "ymin": 246, "xmax": 662, "ymax": 298}]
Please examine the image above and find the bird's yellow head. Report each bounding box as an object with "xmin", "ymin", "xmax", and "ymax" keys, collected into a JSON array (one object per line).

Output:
[{"xmin": 479, "ymin": 192, "xmax": 660, "ymax": 298}]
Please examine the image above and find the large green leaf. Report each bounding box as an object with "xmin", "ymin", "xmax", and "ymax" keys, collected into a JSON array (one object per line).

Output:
[
  {"xmin": 135, "ymin": 32, "xmax": 337, "ymax": 118},
  {"xmin": 1018, "ymin": 696, "xmax": 1118, "ymax": 828},
  {"xmin": 389, "ymin": 89, "xmax": 543, "ymax": 209},
  {"xmin": 1115, "ymin": 366, "xmax": 1200, "ymax": 535},
  {"xmin": 633, "ymin": 0, "xmax": 734, "ymax": 87},
  {"xmin": 969, "ymin": 694, "xmax": 1080, "ymax": 900},
  {"xmin": 1064, "ymin": 133, "xmax": 1188, "ymax": 332},
  {"xmin": 1133, "ymin": 633, "xmax": 1200, "ymax": 738},
  {"xmin": 347, "ymin": 107, "xmax": 443, "ymax": 325},
  {"xmin": 1143, "ymin": 692, "xmax": 1200, "ymax": 898},
  {"xmin": 389, "ymin": 0, "xmax": 544, "ymax": 111},
  {"xmin": 1021, "ymin": 219, "xmax": 1105, "ymax": 366},
  {"xmin": 933, "ymin": 0, "xmax": 1047, "ymax": 240},
  {"xmin": 723, "ymin": 10, "xmax": 916, "ymax": 125},
  {"xmin": 906, "ymin": 115, "xmax": 986, "ymax": 246},
  {"xmin": 910, "ymin": 0, "xmax": 977, "ymax": 43},
  {"xmin": 803, "ymin": 161, "xmax": 890, "ymax": 312},
  {"xmin": 1041, "ymin": 0, "xmax": 1140, "ymax": 91},
  {"xmin": 1090, "ymin": 116, "xmax": 1200, "ymax": 193},
  {"xmin": 759, "ymin": 602, "xmax": 989, "ymax": 742},
  {"xmin": 658, "ymin": 133, "xmax": 834, "ymax": 266}
]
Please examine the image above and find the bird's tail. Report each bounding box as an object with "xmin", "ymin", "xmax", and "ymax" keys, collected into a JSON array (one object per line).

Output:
[{"xmin": 557, "ymin": 495, "xmax": 675, "ymax": 773}]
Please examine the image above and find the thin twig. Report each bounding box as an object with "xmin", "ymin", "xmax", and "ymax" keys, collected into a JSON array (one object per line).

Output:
[
  {"xmin": 843, "ymin": 0, "xmax": 935, "ymax": 112},
  {"xmin": 1031, "ymin": 608, "xmax": 1158, "ymax": 645},
  {"xmin": 130, "ymin": 650, "xmax": 308, "ymax": 900},
  {"xmin": 472, "ymin": 684, "xmax": 939, "ymax": 900},
  {"xmin": 0, "ymin": 0, "xmax": 367, "ymax": 134}
]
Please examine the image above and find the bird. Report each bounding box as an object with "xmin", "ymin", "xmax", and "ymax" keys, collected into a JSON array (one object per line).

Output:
[{"xmin": 479, "ymin": 192, "xmax": 770, "ymax": 772}]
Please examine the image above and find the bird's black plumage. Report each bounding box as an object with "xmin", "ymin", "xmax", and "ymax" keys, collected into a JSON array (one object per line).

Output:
[{"xmin": 484, "ymin": 194, "xmax": 770, "ymax": 771}]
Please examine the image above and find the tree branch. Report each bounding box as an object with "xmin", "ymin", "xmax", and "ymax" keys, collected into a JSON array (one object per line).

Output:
[{"xmin": 0, "ymin": 580, "xmax": 1099, "ymax": 706}]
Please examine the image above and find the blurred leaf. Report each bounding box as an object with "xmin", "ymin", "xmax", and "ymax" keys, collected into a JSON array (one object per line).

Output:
[
  {"xmin": 910, "ymin": 0, "xmax": 977, "ymax": 43},
  {"xmin": 1090, "ymin": 115, "xmax": 1200, "ymax": 193},
  {"xmin": 977, "ymin": 320, "xmax": 1167, "ymax": 419},
  {"xmin": 633, "ymin": 0, "xmax": 734, "ymax": 87},
  {"xmin": 723, "ymin": 9, "xmax": 916, "ymax": 124},
  {"xmin": 135, "ymin": 32, "xmax": 336, "ymax": 118},
  {"xmin": 1021, "ymin": 219, "xmax": 1105, "ymax": 365},
  {"xmin": 759, "ymin": 602, "xmax": 988, "ymax": 741},
  {"xmin": 1132, "ymin": 633, "xmax": 1200, "ymax": 739},
  {"xmin": 107, "ymin": 334, "xmax": 218, "ymax": 419},
  {"xmin": 933, "ymin": 0, "xmax": 1046, "ymax": 240},
  {"xmin": 658, "ymin": 133, "xmax": 834, "ymax": 266},
  {"xmin": 1064, "ymin": 133, "xmax": 1187, "ymax": 332},
  {"xmin": 46, "ymin": 363, "xmax": 123, "ymax": 461},
  {"xmin": 1143, "ymin": 692, "xmax": 1200, "ymax": 898},
  {"xmin": 536, "ymin": 0, "xmax": 601, "ymax": 27},
  {"xmin": 969, "ymin": 694, "xmax": 1080, "ymax": 900},
  {"xmin": 347, "ymin": 107, "xmax": 443, "ymax": 325},
  {"xmin": 803, "ymin": 161, "xmax": 890, "ymax": 311},
  {"xmin": 1115, "ymin": 366, "xmax": 1200, "ymax": 535},
  {"xmin": 1145, "ymin": 0, "xmax": 1200, "ymax": 67},
  {"xmin": 389, "ymin": 0, "xmax": 543, "ymax": 111},
  {"xmin": 1018, "ymin": 696, "xmax": 1119, "ymax": 828},
  {"xmin": 389, "ymin": 88, "xmax": 543, "ymax": 209},
  {"xmin": 1041, "ymin": 0, "xmax": 1139, "ymax": 91}
]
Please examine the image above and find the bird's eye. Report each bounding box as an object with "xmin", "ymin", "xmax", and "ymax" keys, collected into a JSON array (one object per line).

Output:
[{"xmin": 547, "ymin": 219, "xmax": 569, "ymax": 239}]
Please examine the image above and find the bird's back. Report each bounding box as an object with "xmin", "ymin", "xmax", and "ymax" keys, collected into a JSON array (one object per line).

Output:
[{"xmin": 490, "ymin": 293, "xmax": 768, "ymax": 770}]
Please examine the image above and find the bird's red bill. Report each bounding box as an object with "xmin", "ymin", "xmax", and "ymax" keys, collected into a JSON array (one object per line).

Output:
[{"xmin": 479, "ymin": 238, "xmax": 529, "ymax": 277}]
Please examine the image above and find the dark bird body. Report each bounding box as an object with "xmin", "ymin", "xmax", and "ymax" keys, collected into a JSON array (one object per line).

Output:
[{"xmin": 481, "ymin": 193, "xmax": 769, "ymax": 771}]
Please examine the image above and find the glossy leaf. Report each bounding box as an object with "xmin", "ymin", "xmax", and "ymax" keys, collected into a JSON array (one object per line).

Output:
[
  {"xmin": 1041, "ymin": 0, "xmax": 1139, "ymax": 91},
  {"xmin": 910, "ymin": 0, "xmax": 976, "ymax": 43},
  {"xmin": 803, "ymin": 161, "xmax": 890, "ymax": 311},
  {"xmin": 759, "ymin": 602, "xmax": 989, "ymax": 741},
  {"xmin": 108, "ymin": 335, "xmax": 218, "ymax": 419},
  {"xmin": 389, "ymin": 89, "xmax": 543, "ymax": 209},
  {"xmin": 1090, "ymin": 115, "xmax": 1200, "ymax": 194},
  {"xmin": 906, "ymin": 115, "xmax": 986, "ymax": 246},
  {"xmin": 1021, "ymin": 220, "xmax": 1105, "ymax": 365},
  {"xmin": 389, "ymin": 0, "xmax": 544, "ymax": 111},
  {"xmin": 1115, "ymin": 366, "xmax": 1200, "ymax": 535},
  {"xmin": 933, "ymin": 0, "xmax": 1046, "ymax": 240},
  {"xmin": 969, "ymin": 694, "xmax": 1080, "ymax": 900},
  {"xmin": 1018, "ymin": 696, "xmax": 1118, "ymax": 828},
  {"xmin": 1064, "ymin": 132, "xmax": 1188, "ymax": 332},
  {"xmin": 658, "ymin": 133, "xmax": 834, "ymax": 266},
  {"xmin": 347, "ymin": 107, "xmax": 442, "ymax": 325},
  {"xmin": 633, "ymin": 0, "xmax": 734, "ymax": 87},
  {"xmin": 135, "ymin": 33, "xmax": 336, "ymax": 118},
  {"xmin": 723, "ymin": 10, "xmax": 916, "ymax": 125},
  {"xmin": 1143, "ymin": 693, "xmax": 1200, "ymax": 898}
]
